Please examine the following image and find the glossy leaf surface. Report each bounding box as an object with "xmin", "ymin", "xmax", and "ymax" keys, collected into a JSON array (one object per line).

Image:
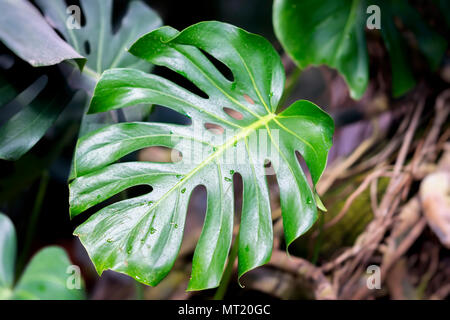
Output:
[{"xmin": 69, "ymin": 22, "xmax": 334, "ymax": 290}]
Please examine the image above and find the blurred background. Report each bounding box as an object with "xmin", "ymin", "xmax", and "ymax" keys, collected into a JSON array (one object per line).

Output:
[{"xmin": 0, "ymin": 0, "xmax": 449, "ymax": 300}]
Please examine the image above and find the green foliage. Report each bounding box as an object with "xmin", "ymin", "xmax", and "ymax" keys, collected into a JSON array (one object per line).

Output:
[
  {"xmin": 0, "ymin": 0, "xmax": 161, "ymax": 161},
  {"xmin": 0, "ymin": 213, "xmax": 85, "ymax": 300},
  {"xmin": 69, "ymin": 21, "xmax": 334, "ymax": 290},
  {"xmin": 0, "ymin": 0, "xmax": 85, "ymax": 68},
  {"xmin": 273, "ymin": 0, "xmax": 447, "ymax": 99},
  {"xmin": 0, "ymin": 0, "xmax": 84, "ymax": 161},
  {"xmin": 36, "ymin": 0, "xmax": 162, "ymax": 136}
]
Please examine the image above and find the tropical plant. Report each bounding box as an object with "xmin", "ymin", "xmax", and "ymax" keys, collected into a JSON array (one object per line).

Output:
[
  {"xmin": 69, "ymin": 21, "xmax": 334, "ymax": 291},
  {"xmin": 0, "ymin": 0, "xmax": 162, "ymax": 161},
  {"xmin": 273, "ymin": 0, "xmax": 447, "ymax": 99},
  {"xmin": 0, "ymin": 213, "xmax": 85, "ymax": 300}
]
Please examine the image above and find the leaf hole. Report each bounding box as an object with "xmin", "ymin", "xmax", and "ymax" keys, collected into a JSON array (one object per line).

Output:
[
  {"xmin": 204, "ymin": 123, "xmax": 225, "ymax": 135},
  {"xmin": 122, "ymin": 185, "xmax": 153, "ymax": 198},
  {"xmin": 295, "ymin": 151, "xmax": 314, "ymax": 189},
  {"xmin": 199, "ymin": 49, "xmax": 234, "ymax": 82},
  {"xmin": 84, "ymin": 41, "xmax": 91, "ymax": 55},
  {"xmin": 232, "ymin": 173, "xmax": 243, "ymax": 223},
  {"xmin": 138, "ymin": 146, "xmax": 182, "ymax": 163},
  {"xmin": 243, "ymin": 94, "xmax": 255, "ymax": 105},
  {"xmin": 223, "ymin": 107, "xmax": 243, "ymax": 120},
  {"xmin": 147, "ymin": 105, "xmax": 192, "ymax": 125},
  {"xmin": 152, "ymin": 66, "xmax": 209, "ymax": 99}
]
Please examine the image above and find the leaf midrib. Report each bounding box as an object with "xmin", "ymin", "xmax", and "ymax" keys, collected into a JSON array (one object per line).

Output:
[{"xmin": 132, "ymin": 112, "xmax": 277, "ymax": 226}]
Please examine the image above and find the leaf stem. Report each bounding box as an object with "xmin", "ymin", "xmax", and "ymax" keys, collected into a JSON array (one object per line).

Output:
[
  {"xmin": 16, "ymin": 171, "xmax": 50, "ymax": 277},
  {"xmin": 213, "ymin": 234, "xmax": 239, "ymax": 300},
  {"xmin": 135, "ymin": 281, "xmax": 145, "ymax": 300}
]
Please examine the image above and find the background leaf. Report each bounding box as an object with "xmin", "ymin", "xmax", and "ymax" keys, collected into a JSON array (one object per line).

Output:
[
  {"xmin": 69, "ymin": 21, "xmax": 334, "ymax": 291},
  {"xmin": 36, "ymin": 0, "xmax": 162, "ymax": 172},
  {"xmin": 0, "ymin": 0, "xmax": 85, "ymax": 68},
  {"xmin": 273, "ymin": 0, "xmax": 447, "ymax": 99},
  {"xmin": 0, "ymin": 213, "xmax": 85, "ymax": 300},
  {"xmin": 0, "ymin": 213, "xmax": 16, "ymax": 295},
  {"xmin": 0, "ymin": 69, "xmax": 75, "ymax": 161},
  {"xmin": 12, "ymin": 247, "xmax": 84, "ymax": 300}
]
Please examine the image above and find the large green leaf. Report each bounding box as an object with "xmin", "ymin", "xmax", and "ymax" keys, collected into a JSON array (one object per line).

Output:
[
  {"xmin": 273, "ymin": 0, "xmax": 447, "ymax": 99},
  {"xmin": 0, "ymin": 0, "xmax": 85, "ymax": 68},
  {"xmin": 0, "ymin": 213, "xmax": 85, "ymax": 300},
  {"xmin": 69, "ymin": 21, "xmax": 334, "ymax": 291}
]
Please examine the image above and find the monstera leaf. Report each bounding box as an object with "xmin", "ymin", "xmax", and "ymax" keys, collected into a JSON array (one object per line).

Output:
[
  {"xmin": 0, "ymin": 0, "xmax": 162, "ymax": 161},
  {"xmin": 36, "ymin": 0, "xmax": 162, "ymax": 78},
  {"xmin": 0, "ymin": 213, "xmax": 85, "ymax": 300},
  {"xmin": 0, "ymin": 59, "xmax": 78, "ymax": 161},
  {"xmin": 36, "ymin": 0, "xmax": 162, "ymax": 135},
  {"xmin": 273, "ymin": 0, "xmax": 447, "ymax": 99},
  {"xmin": 0, "ymin": 0, "xmax": 85, "ymax": 68},
  {"xmin": 0, "ymin": 0, "xmax": 85, "ymax": 161},
  {"xmin": 69, "ymin": 22, "xmax": 334, "ymax": 290}
]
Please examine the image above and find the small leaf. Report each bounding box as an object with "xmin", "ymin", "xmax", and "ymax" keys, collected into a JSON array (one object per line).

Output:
[
  {"xmin": 0, "ymin": 213, "xmax": 85, "ymax": 300},
  {"xmin": 0, "ymin": 214, "xmax": 16, "ymax": 289},
  {"xmin": 70, "ymin": 22, "xmax": 334, "ymax": 291},
  {"xmin": 12, "ymin": 247, "xmax": 84, "ymax": 300}
]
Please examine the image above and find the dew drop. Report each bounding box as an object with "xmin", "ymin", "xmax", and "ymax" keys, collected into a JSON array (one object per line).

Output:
[
  {"xmin": 213, "ymin": 147, "xmax": 218, "ymax": 152},
  {"xmin": 306, "ymin": 197, "xmax": 312, "ymax": 204},
  {"xmin": 229, "ymin": 170, "xmax": 235, "ymax": 175},
  {"xmin": 147, "ymin": 201, "xmax": 154, "ymax": 206},
  {"xmin": 181, "ymin": 188, "xmax": 186, "ymax": 194},
  {"xmin": 174, "ymin": 224, "xmax": 178, "ymax": 229},
  {"xmin": 106, "ymin": 238, "xmax": 113, "ymax": 243},
  {"xmin": 176, "ymin": 174, "xmax": 183, "ymax": 179},
  {"xmin": 224, "ymin": 177, "xmax": 232, "ymax": 182},
  {"xmin": 150, "ymin": 227, "xmax": 157, "ymax": 234}
]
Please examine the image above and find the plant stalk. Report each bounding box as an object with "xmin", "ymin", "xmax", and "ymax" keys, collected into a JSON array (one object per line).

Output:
[
  {"xmin": 213, "ymin": 234, "xmax": 239, "ymax": 300},
  {"xmin": 16, "ymin": 171, "xmax": 49, "ymax": 277}
]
